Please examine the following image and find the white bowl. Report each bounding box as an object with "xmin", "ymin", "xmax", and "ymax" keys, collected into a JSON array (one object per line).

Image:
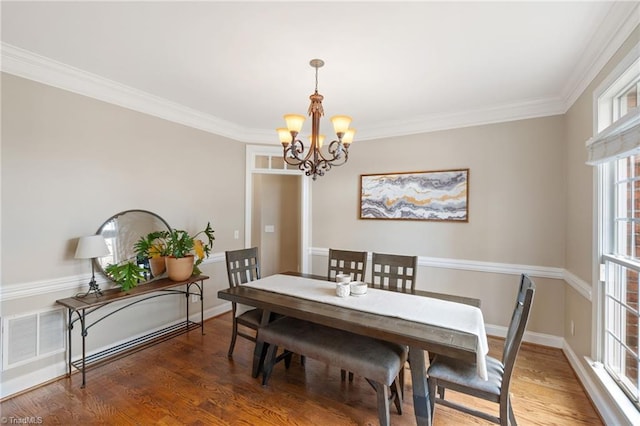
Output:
[
  {"xmin": 335, "ymin": 273, "xmax": 351, "ymax": 283},
  {"xmin": 350, "ymin": 281, "xmax": 368, "ymax": 296}
]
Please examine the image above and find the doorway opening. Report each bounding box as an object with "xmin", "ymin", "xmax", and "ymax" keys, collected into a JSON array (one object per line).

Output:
[{"xmin": 245, "ymin": 145, "xmax": 311, "ymax": 274}]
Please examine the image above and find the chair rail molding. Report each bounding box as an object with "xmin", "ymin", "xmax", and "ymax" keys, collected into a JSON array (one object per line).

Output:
[
  {"xmin": 311, "ymin": 247, "xmax": 565, "ymax": 280},
  {"xmin": 562, "ymin": 269, "xmax": 592, "ymax": 301},
  {"xmin": 0, "ymin": 252, "xmax": 225, "ymax": 302}
]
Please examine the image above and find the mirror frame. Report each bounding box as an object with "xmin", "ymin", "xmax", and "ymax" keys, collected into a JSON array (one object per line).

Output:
[{"xmin": 94, "ymin": 209, "xmax": 171, "ymax": 283}]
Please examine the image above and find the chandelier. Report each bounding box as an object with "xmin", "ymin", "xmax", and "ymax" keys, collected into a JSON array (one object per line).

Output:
[{"xmin": 277, "ymin": 59, "xmax": 355, "ymax": 180}]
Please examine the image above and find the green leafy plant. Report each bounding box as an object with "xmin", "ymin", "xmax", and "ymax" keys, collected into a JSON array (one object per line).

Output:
[
  {"xmin": 105, "ymin": 260, "xmax": 147, "ymax": 291},
  {"xmin": 166, "ymin": 222, "xmax": 215, "ymax": 275},
  {"xmin": 134, "ymin": 231, "xmax": 169, "ymax": 259}
]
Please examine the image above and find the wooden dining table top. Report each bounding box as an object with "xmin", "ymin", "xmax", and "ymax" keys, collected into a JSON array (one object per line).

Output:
[{"xmin": 217, "ymin": 271, "xmax": 481, "ymax": 364}]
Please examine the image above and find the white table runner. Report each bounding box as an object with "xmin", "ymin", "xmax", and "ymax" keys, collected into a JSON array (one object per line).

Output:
[{"xmin": 244, "ymin": 274, "xmax": 489, "ymax": 380}]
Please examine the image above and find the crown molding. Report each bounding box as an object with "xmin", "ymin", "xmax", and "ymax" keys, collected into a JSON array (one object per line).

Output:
[
  {"xmin": 356, "ymin": 96, "xmax": 566, "ymax": 141},
  {"xmin": 0, "ymin": 42, "xmax": 263, "ymax": 143},
  {"xmin": 562, "ymin": 1, "xmax": 640, "ymax": 112},
  {"xmin": 0, "ymin": 42, "xmax": 568, "ymax": 142},
  {"xmin": 2, "ymin": 1, "xmax": 636, "ymax": 145}
]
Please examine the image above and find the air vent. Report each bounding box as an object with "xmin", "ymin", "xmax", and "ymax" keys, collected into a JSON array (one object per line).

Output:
[{"xmin": 2, "ymin": 309, "xmax": 65, "ymax": 370}]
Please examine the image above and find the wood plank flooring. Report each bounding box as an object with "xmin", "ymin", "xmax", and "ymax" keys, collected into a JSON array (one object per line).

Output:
[{"xmin": 1, "ymin": 312, "xmax": 603, "ymax": 425}]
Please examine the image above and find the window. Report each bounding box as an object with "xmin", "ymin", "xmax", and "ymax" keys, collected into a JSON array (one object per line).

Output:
[
  {"xmin": 592, "ymin": 41, "xmax": 640, "ymax": 415},
  {"xmin": 602, "ymin": 155, "xmax": 640, "ymax": 408},
  {"xmin": 595, "ymin": 54, "xmax": 640, "ymax": 135},
  {"xmin": 618, "ymin": 79, "xmax": 639, "ymax": 119}
]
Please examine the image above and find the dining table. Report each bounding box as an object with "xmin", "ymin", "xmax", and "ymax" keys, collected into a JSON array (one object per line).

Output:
[{"xmin": 217, "ymin": 272, "xmax": 486, "ymax": 426}]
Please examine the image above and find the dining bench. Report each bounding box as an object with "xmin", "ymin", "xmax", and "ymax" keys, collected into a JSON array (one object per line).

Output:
[{"xmin": 258, "ymin": 316, "xmax": 407, "ymax": 426}]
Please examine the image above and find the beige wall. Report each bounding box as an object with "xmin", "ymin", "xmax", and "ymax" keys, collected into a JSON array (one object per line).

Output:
[
  {"xmin": 310, "ymin": 116, "xmax": 567, "ymax": 334},
  {"xmin": 1, "ymin": 73, "xmax": 245, "ymax": 392},
  {"xmin": 1, "ymin": 73, "xmax": 246, "ymax": 284}
]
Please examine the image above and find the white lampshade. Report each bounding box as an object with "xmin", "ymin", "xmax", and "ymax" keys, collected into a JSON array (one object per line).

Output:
[
  {"xmin": 75, "ymin": 235, "xmax": 110, "ymax": 259},
  {"xmin": 276, "ymin": 128, "xmax": 292, "ymax": 144},
  {"xmin": 330, "ymin": 115, "xmax": 352, "ymax": 134},
  {"xmin": 284, "ymin": 114, "xmax": 306, "ymax": 133},
  {"xmin": 342, "ymin": 128, "xmax": 356, "ymax": 145}
]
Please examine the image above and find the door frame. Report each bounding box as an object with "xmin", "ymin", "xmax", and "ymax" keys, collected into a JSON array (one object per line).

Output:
[{"xmin": 245, "ymin": 144, "xmax": 311, "ymax": 273}]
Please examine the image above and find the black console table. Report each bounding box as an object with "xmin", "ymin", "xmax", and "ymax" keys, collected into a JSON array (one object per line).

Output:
[{"xmin": 56, "ymin": 274, "xmax": 208, "ymax": 387}]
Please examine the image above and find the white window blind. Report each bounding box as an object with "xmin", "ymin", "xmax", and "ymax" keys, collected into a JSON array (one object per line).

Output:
[{"xmin": 586, "ymin": 112, "xmax": 640, "ymax": 165}]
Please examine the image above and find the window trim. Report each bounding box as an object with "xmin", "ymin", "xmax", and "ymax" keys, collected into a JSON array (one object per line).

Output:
[
  {"xmin": 592, "ymin": 38, "xmax": 640, "ymax": 417},
  {"xmin": 593, "ymin": 40, "xmax": 640, "ymax": 136}
]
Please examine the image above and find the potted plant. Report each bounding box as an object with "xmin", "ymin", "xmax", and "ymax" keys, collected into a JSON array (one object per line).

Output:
[
  {"xmin": 165, "ymin": 222, "xmax": 215, "ymax": 281},
  {"xmin": 105, "ymin": 260, "xmax": 147, "ymax": 291},
  {"xmin": 134, "ymin": 231, "xmax": 169, "ymax": 278}
]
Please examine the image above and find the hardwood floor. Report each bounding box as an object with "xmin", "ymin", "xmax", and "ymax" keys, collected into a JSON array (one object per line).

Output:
[{"xmin": 1, "ymin": 312, "xmax": 602, "ymax": 425}]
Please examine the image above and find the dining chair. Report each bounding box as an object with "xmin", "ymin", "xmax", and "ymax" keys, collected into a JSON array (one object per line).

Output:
[
  {"xmin": 225, "ymin": 247, "xmax": 262, "ymax": 358},
  {"xmin": 327, "ymin": 248, "xmax": 368, "ymax": 282},
  {"xmin": 226, "ymin": 247, "xmax": 303, "ymax": 367},
  {"xmin": 327, "ymin": 249, "xmax": 368, "ymax": 382},
  {"xmin": 371, "ymin": 252, "xmax": 418, "ymax": 290},
  {"xmin": 427, "ymin": 274, "xmax": 536, "ymax": 425}
]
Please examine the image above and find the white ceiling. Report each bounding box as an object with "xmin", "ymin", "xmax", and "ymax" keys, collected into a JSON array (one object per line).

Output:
[{"xmin": 1, "ymin": 1, "xmax": 638, "ymax": 143}]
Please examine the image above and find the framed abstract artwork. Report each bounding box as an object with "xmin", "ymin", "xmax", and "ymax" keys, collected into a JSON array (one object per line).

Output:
[{"xmin": 359, "ymin": 169, "xmax": 469, "ymax": 222}]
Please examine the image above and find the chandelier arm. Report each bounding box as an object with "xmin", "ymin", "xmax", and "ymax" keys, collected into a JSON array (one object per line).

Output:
[
  {"xmin": 289, "ymin": 138, "xmax": 307, "ymax": 162},
  {"xmin": 290, "ymin": 158, "xmax": 321, "ymax": 180},
  {"xmin": 283, "ymin": 147, "xmax": 302, "ymax": 166},
  {"xmin": 327, "ymin": 139, "xmax": 344, "ymax": 157},
  {"xmin": 283, "ymin": 136, "xmax": 315, "ymax": 166},
  {"xmin": 314, "ymin": 158, "xmax": 334, "ymax": 178},
  {"xmin": 327, "ymin": 146, "xmax": 349, "ymax": 167}
]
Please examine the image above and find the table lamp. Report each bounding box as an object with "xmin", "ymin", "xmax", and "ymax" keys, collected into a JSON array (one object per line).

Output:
[{"xmin": 75, "ymin": 234, "xmax": 110, "ymax": 298}]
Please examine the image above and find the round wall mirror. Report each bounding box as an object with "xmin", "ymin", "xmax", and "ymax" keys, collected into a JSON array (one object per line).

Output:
[{"xmin": 95, "ymin": 209, "xmax": 171, "ymax": 282}]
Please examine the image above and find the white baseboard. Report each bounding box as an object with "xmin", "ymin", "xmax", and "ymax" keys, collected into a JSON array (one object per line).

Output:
[
  {"xmin": 485, "ymin": 324, "xmax": 564, "ymax": 348},
  {"xmin": 562, "ymin": 341, "xmax": 640, "ymax": 426},
  {"xmin": 1, "ymin": 361, "xmax": 67, "ymax": 399},
  {"xmin": 201, "ymin": 301, "xmax": 232, "ymax": 320}
]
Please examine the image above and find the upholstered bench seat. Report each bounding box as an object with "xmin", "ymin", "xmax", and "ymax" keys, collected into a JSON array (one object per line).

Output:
[{"xmin": 258, "ymin": 316, "xmax": 407, "ymax": 426}]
